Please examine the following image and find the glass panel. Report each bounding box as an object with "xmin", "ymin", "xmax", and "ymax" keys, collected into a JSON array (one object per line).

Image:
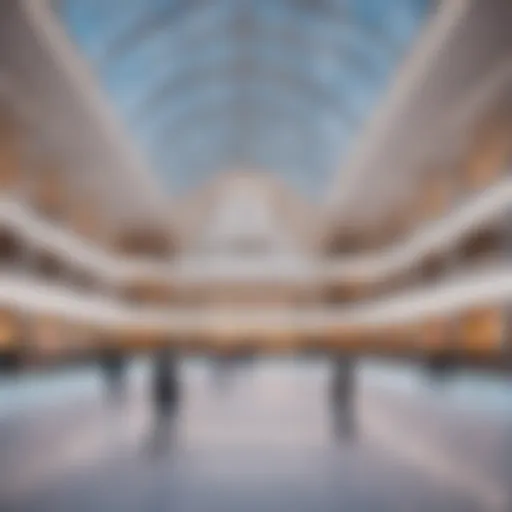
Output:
[{"xmin": 57, "ymin": 0, "xmax": 432, "ymax": 198}]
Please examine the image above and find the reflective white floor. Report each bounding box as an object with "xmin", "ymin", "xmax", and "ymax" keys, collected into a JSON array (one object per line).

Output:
[{"xmin": 0, "ymin": 358, "xmax": 511, "ymax": 512}]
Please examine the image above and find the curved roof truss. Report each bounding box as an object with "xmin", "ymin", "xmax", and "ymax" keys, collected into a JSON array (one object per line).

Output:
[{"xmin": 57, "ymin": 0, "xmax": 432, "ymax": 198}]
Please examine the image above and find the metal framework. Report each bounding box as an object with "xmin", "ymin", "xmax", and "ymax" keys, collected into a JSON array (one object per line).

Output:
[{"xmin": 56, "ymin": 0, "xmax": 432, "ymax": 197}]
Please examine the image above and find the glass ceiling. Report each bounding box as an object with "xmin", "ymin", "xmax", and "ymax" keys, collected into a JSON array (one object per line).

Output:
[{"xmin": 57, "ymin": 0, "xmax": 432, "ymax": 199}]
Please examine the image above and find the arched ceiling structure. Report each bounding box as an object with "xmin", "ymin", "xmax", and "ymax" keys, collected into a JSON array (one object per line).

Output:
[{"xmin": 56, "ymin": 0, "xmax": 432, "ymax": 199}]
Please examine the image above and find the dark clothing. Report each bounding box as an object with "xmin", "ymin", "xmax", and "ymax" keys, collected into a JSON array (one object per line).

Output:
[
  {"xmin": 153, "ymin": 354, "xmax": 180, "ymax": 415},
  {"xmin": 330, "ymin": 359, "xmax": 354, "ymax": 410},
  {"xmin": 330, "ymin": 358, "xmax": 357, "ymax": 440}
]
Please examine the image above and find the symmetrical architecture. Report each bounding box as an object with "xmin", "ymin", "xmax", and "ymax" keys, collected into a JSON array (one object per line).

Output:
[{"xmin": 0, "ymin": 0, "xmax": 511, "ymax": 391}]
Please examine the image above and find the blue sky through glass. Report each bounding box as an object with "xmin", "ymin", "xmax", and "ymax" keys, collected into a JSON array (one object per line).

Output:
[{"xmin": 58, "ymin": 0, "xmax": 431, "ymax": 198}]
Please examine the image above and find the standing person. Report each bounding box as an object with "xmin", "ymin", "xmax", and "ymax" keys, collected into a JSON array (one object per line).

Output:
[
  {"xmin": 153, "ymin": 348, "xmax": 180, "ymax": 417},
  {"xmin": 330, "ymin": 356, "xmax": 356, "ymax": 440},
  {"xmin": 146, "ymin": 348, "xmax": 181, "ymax": 458},
  {"xmin": 100, "ymin": 349, "xmax": 126, "ymax": 404}
]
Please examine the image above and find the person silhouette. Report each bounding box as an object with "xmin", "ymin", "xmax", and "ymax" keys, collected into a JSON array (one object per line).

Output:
[
  {"xmin": 152, "ymin": 348, "xmax": 180, "ymax": 417},
  {"xmin": 145, "ymin": 348, "xmax": 181, "ymax": 459},
  {"xmin": 330, "ymin": 356, "xmax": 357, "ymax": 441},
  {"xmin": 100, "ymin": 349, "xmax": 126, "ymax": 404}
]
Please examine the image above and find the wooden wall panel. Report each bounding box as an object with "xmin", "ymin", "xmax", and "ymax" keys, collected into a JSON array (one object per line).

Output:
[
  {"xmin": 0, "ymin": 108, "xmax": 23, "ymax": 192},
  {"xmin": 465, "ymin": 120, "xmax": 512, "ymax": 190},
  {"xmin": 69, "ymin": 202, "xmax": 104, "ymax": 243},
  {"xmin": 121, "ymin": 281, "xmax": 174, "ymax": 305},
  {"xmin": 116, "ymin": 230, "xmax": 174, "ymax": 258},
  {"xmin": 458, "ymin": 306, "xmax": 503, "ymax": 354},
  {"xmin": 0, "ymin": 139, "xmax": 22, "ymax": 191},
  {"xmin": 31, "ymin": 167, "xmax": 68, "ymax": 220},
  {"xmin": 30, "ymin": 316, "xmax": 66, "ymax": 358},
  {"xmin": 0, "ymin": 310, "xmax": 21, "ymax": 351},
  {"xmin": 420, "ymin": 318, "xmax": 451, "ymax": 353},
  {"xmin": 418, "ymin": 171, "xmax": 454, "ymax": 222}
]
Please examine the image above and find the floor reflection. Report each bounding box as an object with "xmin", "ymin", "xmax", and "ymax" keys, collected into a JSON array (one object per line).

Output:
[
  {"xmin": 0, "ymin": 359, "xmax": 511, "ymax": 512},
  {"xmin": 143, "ymin": 413, "xmax": 177, "ymax": 460}
]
